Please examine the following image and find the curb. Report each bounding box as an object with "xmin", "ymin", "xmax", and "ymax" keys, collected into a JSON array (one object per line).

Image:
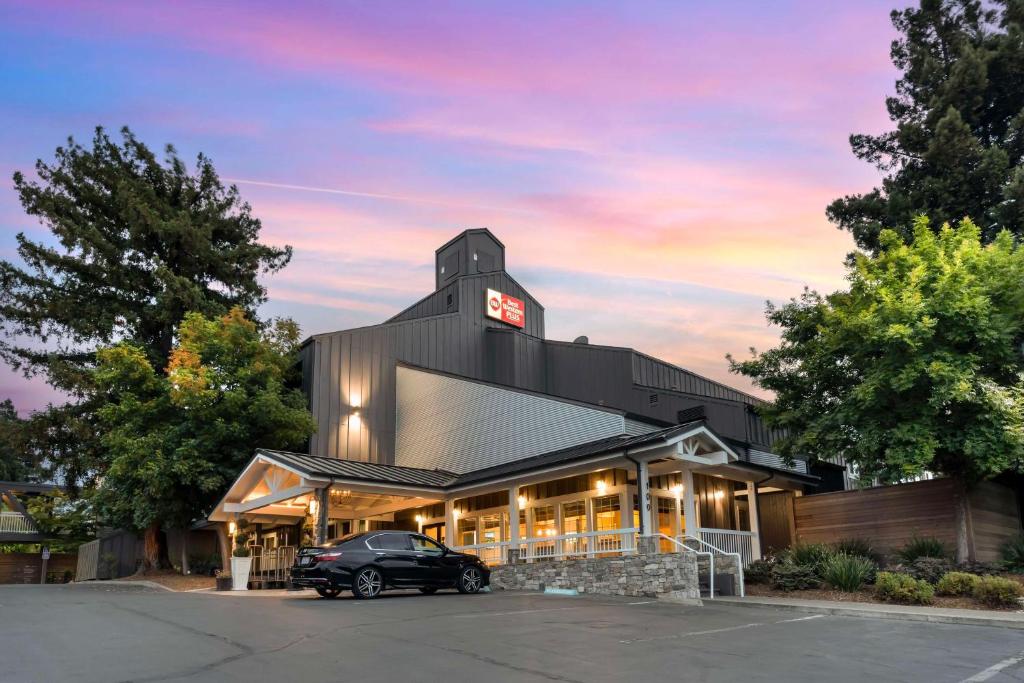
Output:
[{"xmin": 715, "ymin": 596, "xmax": 1024, "ymax": 630}]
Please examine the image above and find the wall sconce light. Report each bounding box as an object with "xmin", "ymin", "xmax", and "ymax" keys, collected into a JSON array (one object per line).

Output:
[
  {"xmin": 517, "ymin": 495, "xmax": 527, "ymax": 508},
  {"xmin": 308, "ymin": 498, "xmax": 319, "ymax": 517},
  {"xmin": 228, "ymin": 521, "xmax": 237, "ymax": 535},
  {"xmin": 452, "ymin": 508, "xmax": 461, "ymax": 519},
  {"xmin": 670, "ymin": 484, "xmax": 683, "ymax": 497},
  {"xmin": 596, "ymin": 480, "xmax": 607, "ymax": 494},
  {"xmin": 714, "ymin": 490, "xmax": 725, "ymax": 500},
  {"xmin": 348, "ymin": 410, "xmax": 361, "ymax": 428},
  {"xmin": 414, "ymin": 514, "xmax": 424, "ymax": 524}
]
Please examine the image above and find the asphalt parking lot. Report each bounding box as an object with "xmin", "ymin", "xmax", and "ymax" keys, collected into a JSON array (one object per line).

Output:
[{"xmin": 1, "ymin": 583, "xmax": 1022, "ymax": 683}]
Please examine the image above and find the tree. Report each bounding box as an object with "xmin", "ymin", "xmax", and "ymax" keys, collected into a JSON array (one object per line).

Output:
[
  {"xmin": 92, "ymin": 308, "xmax": 315, "ymax": 569},
  {"xmin": 0, "ymin": 126, "xmax": 292, "ymax": 490},
  {"xmin": 0, "ymin": 399, "xmax": 31, "ymax": 481},
  {"xmin": 828, "ymin": 0, "xmax": 1024, "ymax": 252},
  {"xmin": 25, "ymin": 490, "xmax": 97, "ymax": 553},
  {"xmin": 729, "ymin": 218, "xmax": 1024, "ymax": 484}
]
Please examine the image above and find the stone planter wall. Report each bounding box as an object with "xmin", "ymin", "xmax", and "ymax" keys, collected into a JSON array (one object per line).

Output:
[{"xmin": 490, "ymin": 550, "xmax": 700, "ymax": 600}]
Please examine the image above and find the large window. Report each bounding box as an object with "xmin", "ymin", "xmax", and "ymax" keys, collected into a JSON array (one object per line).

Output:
[
  {"xmin": 657, "ymin": 497, "xmax": 677, "ymax": 552},
  {"xmin": 458, "ymin": 518, "xmax": 477, "ymax": 546},
  {"xmin": 480, "ymin": 514, "xmax": 502, "ymax": 544},
  {"xmin": 532, "ymin": 505, "xmax": 556, "ymax": 536},
  {"xmin": 562, "ymin": 500, "xmax": 586, "ymax": 534},
  {"xmin": 593, "ymin": 495, "xmax": 621, "ymax": 531}
]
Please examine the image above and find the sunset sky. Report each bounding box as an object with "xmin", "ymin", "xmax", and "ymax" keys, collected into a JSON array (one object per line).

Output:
[{"xmin": 0, "ymin": 1, "xmax": 900, "ymax": 413}]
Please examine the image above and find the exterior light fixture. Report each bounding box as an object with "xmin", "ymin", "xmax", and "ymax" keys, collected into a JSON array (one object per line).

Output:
[
  {"xmin": 228, "ymin": 521, "xmax": 237, "ymax": 535},
  {"xmin": 670, "ymin": 484, "xmax": 683, "ymax": 497},
  {"xmin": 348, "ymin": 411, "xmax": 361, "ymax": 428},
  {"xmin": 308, "ymin": 498, "xmax": 319, "ymax": 517},
  {"xmin": 414, "ymin": 514, "xmax": 424, "ymax": 524},
  {"xmin": 452, "ymin": 508, "xmax": 461, "ymax": 519},
  {"xmin": 596, "ymin": 480, "xmax": 607, "ymax": 494},
  {"xmin": 517, "ymin": 495, "xmax": 527, "ymax": 508}
]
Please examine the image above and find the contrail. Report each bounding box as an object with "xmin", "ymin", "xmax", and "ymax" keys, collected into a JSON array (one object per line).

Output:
[{"xmin": 223, "ymin": 177, "xmax": 535, "ymax": 215}]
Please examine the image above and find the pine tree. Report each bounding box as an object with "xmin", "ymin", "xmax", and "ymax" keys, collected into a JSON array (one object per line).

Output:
[
  {"xmin": 828, "ymin": 0, "xmax": 1024, "ymax": 251},
  {"xmin": 1, "ymin": 126, "xmax": 292, "ymax": 390}
]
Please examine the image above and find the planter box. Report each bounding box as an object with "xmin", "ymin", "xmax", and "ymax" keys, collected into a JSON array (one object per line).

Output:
[
  {"xmin": 215, "ymin": 575, "xmax": 232, "ymax": 591},
  {"xmin": 230, "ymin": 556, "xmax": 252, "ymax": 591}
]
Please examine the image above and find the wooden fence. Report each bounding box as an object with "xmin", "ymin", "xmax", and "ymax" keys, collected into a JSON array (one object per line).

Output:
[
  {"xmin": 0, "ymin": 552, "xmax": 77, "ymax": 584},
  {"xmin": 76, "ymin": 530, "xmax": 140, "ymax": 581},
  {"xmin": 790, "ymin": 478, "xmax": 1021, "ymax": 563}
]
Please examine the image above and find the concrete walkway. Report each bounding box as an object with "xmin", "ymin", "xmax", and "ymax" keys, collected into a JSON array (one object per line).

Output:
[{"xmin": 718, "ymin": 595, "xmax": 1024, "ymax": 629}]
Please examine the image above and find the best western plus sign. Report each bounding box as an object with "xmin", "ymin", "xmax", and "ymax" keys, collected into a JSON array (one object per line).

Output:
[{"xmin": 485, "ymin": 288, "xmax": 525, "ymax": 328}]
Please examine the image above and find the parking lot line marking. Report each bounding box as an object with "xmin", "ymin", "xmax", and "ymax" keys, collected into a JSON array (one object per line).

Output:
[
  {"xmin": 453, "ymin": 606, "xmax": 584, "ymax": 618},
  {"xmin": 627, "ymin": 601, "xmax": 654, "ymax": 605},
  {"xmin": 618, "ymin": 614, "xmax": 828, "ymax": 645},
  {"xmin": 961, "ymin": 649, "xmax": 1024, "ymax": 682}
]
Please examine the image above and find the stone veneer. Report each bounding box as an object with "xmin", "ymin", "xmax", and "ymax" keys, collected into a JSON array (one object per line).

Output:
[{"xmin": 489, "ymin": 550, "xmax": 701, "ymax": 601}]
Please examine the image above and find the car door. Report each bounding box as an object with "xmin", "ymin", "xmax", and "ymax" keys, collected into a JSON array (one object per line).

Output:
[
  {"xmin": 366, "ymin": 533, "xmax": 416, "ymax": 585},
  {"xmin": 410, "ymin": 534, "xmax": 451, "ymax": 585}
]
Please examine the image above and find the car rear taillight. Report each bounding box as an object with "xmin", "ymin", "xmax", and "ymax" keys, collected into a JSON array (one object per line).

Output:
[{"xmin": 316, "ymin": 551, "xmax": 343, "ymax": 562}]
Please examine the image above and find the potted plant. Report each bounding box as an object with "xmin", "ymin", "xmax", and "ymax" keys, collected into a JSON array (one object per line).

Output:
[{"xmin": 230, "ymin": 523, "xmax": 253, "ymax": 591}]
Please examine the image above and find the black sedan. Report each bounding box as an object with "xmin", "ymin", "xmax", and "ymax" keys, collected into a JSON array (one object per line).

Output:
[{"xmin": 291, "ymin": 530, "xmax": 490, "ymax": 599}]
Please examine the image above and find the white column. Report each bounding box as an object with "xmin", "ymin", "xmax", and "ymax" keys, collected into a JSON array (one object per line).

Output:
[
  {"xmin": 619, "ymin": 488, "xmax": 632, "ymax": 551},
  {"xmin": 682, "ymin": 467, "xmax": 698, "ymax": 539},
  {"xmin": 636, "ymin": 460, "xmax": 653, "ymax": 537},
  {"xmin": 509, "ymin": 486, "xmax": 521, "ymax": 544},
  {"xmin": 747, "ymin": 480, "xmax": 763, "ymax": 561},
  {"xmin": 444, "ymin": 499, "xmax": 457, "ymax": 548}
]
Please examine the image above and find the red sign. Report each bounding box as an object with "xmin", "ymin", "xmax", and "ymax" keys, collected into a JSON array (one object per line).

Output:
[{"xmin": 486, "ymin": 288, "xmax": 525, "ymax": 328}]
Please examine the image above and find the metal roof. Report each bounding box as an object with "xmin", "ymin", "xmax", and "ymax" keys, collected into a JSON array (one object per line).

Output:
[
  {"xmin": 256, "ymin": 449, "xmax": 458, "ymax": 488},
  {"xmin": 255, "ymin": 421, "xmax": 707, "ymax": 491}
]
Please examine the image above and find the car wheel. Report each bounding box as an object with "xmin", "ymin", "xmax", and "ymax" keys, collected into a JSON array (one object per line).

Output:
[
  {"xmin": 352, "ymin": 567, "xmax": 384, "ymax": 599},
  {"xmin": 456, "ymin": 565, "xmax": 483, "ymax": 594},
  {"xmin": 418, "ymin": 586, "xmax": 438, "ymax": 595},
  {"xmin": 315, "ymin": 586, "xmax": 342, "ymax": 599}
]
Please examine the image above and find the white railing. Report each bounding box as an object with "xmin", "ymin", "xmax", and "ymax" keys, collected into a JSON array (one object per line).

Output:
[
  {"xmin": 453, "ymin": 528, "xmax": 638, "ymax": 565},
  {"xmin": 656, "ymin": 533, "xmax": 720, "ymax": 599},
  {"xmin": 698, "ymin": 528, "xmax": 755, "ymax": 566},
  {"xmin": 677, "ymin": 533, "xmax": 745, "ymax": 598},
  {"xmin": 0, "ymin": 511, "xmax": 37, "ymax": 534},
  {"xmin": 452, "ymin": 540, "xmax": 511, "ymax": 566}
]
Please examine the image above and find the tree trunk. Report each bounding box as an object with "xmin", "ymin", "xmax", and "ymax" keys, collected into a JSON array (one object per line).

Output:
[
  {"xmin": 180, "ymin": 530, "xmax": 190, "ymax": 575},
  {"xmin": 143, "ymin": 520, "xmax": 165, "ymax": 571},
  {"xmin": 217, "ymin": 523, "xmax": 231, "ymax": 574}
]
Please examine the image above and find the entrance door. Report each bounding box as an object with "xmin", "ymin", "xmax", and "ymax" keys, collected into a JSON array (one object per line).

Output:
[{"xmin": 422, "ymin": 522, "xmax": 445, "ymax": 544}]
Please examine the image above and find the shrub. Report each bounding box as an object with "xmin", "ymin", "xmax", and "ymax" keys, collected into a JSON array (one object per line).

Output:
[
  {"xmin": 832, "ymin": 538, "xmax": 880, "ymax": 564},
  {"xmin": 957, "ymin": 561, "xmax": 1003, "ymax": 576},
  {"xmin": 770, "ymin": 562, "xmax": 820, "ymax": 591},
  {"xmin": 875, "ymin": 571, "xmax": 934, "ymax": 605},
  {"xmin": 972, "ymin": 576, "xmax": 1023, "ymax": 608},
  {"xmin": 189, "ymin": 554, "xmax": 222, "ymax": 576},
  {"xmin": 745, "ymin": 558, "xmax": 775, "ymax": 584},
  {"xmin": 1001, "ymin": 534, "xmax": 1024, "ymax": 572},
  {"xmin": 786, "ymin": 542, "xmax": 835, "ymax": 575},
  {"xmin": 935, "ymin": 572, "xmax": 982, "ymax": 597},
  {"xmin": 821, "ymin": 553, "xmax": 877, "ymax": 592},
  {"xmin": 898, "ymin": 536, "xmax": 951, "ymax": 564},
  {"xmin": 906, "ymin": 557, "xmax": 953, "ymax": 584}
]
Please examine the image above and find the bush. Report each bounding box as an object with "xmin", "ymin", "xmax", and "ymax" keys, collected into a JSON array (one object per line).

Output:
[
  {"xmin": 832, "ymin": 538, "xmax": 880, "ymax": 564},
  {"xmin": 972, "ymin": 576, "xmax": 1023, "ymax": 608},
  {"xmin": 875, "ymin": 571, "xmax": 934, "ymax": 605},
  {"xmin": 770, "ymin": 562, "xmax": 820, "ymax": 591},
  {"xmin": 821, "ymin": 553, "xmax": 877, "ymax": 592},
  {"xmin": 785, "ymin": 543, "xmax": 835, "ymax": 575},
  {"xmin": 957, "ymin": 561, "xmax": 1003, "ymax": 576},
  {"xmin": 906, "ymin": 557, "xmax": 953, "ymax": 584},
  {"xmin": 745, "ymin": 558, "xmax": 775, "ymax": 584},
  {"xmin": 935, "ymin": 571, "xmax": 982, "ymax": 597},
  {"xmin": 189, "ymin": 554, "xmax": 222, "ymax": 576},
  {"xmin": 898, "ymin": 536, "xmax": 951, "ymax": 564},
  {"xmin": 1001, "ymin": 534, "xmax": 1024, "ymax": 572}
]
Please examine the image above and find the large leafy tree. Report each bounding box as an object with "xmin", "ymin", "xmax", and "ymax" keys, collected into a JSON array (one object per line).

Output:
[
  {"xmin": 828, "ymin": 0, "xmax": 1024, "ymax": 251},
  {"xmin": 730, "ymin": 218, "xmax": 1024, "ymax": 484},
  {"xmin": 0, "ymin": 126, "xmax": 292, "ymax": 489},
  {"xmin": 93, "ymin": 308, "xmax": 315, "ymax": 569}
]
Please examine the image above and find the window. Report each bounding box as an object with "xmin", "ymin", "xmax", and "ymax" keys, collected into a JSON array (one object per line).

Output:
[
  {"xmin": 458, "ymin": 518, "xmax": 477, "ymax": 546},
  {"xmin": 593, "ymin": 495, "xmax": 621, "ymax": 531},
  {"xmin": 562, "ymin": 500, "xmax": 586, "ymax": 534},
  {"xmin": 480, "ymin": 514, "xmax": 502, "ymax": 544},
  {"xmin": 411, "ymin": 535, "xmax": 445, "ymax": 554},
  {"xmin": 367, "ymin": 534, "xmax": 410, "ymax": 551},
  {"xmin": 532, "ymin": 505, "xmax": 556, "ymax": 537}
]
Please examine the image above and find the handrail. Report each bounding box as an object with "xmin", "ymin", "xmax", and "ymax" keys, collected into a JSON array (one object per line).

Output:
[{"xmin": 676, "ymin": 533, "xmax": 745, "ymax": 597}]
